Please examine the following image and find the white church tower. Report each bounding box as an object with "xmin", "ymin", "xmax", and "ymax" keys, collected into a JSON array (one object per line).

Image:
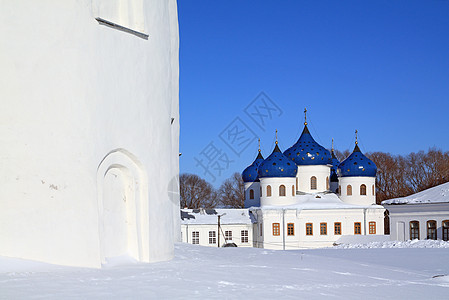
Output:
[
  {"xmin": 0, "ymin": 1, "xmax": 180, "ymax": 268},
  {"xmin": 284, "ymin": 110, "xmax": 332, "ymax": 194},
  {"xmin": 338, "ymin": 131, "xmax": 377, "ymax": 206}
]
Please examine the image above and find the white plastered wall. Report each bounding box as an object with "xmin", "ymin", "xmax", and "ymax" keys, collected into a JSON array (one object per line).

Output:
[
  {"xmin": 297, "ymin": 165, "xmax": 331, "ymax": 193},
  {"xmin": 385, "ymin": 203, "xmax": 449, "ymax": 241},
  {"xmin": 244, "ymin": 182, "xmax": 261, "ymax": 208},
  {"xmin": 0, "ymin": 0, "xmax": 179, "ymax": 268},
  {"xmin": 260, "ymin": 177, "xmax": 296, "ymax": 207},
  {"xmin": 339, "ymin": 177, "xmax": 376, "ymax": 206}
]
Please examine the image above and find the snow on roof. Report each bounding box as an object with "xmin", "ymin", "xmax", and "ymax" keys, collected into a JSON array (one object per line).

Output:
[
  {"xmin": 259, "ymin": 193, "xmax": 383, "ymax": 210},
  {"xmin": 381, "ymin": 182, "xmax": 449, "ymax": 205},
  {"xmin": 180, "ymin": 208, "xmax": 254, "ymax": 225}
]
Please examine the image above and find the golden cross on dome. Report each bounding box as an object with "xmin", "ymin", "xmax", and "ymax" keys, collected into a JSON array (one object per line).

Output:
[
  {"xmin": 304, "ymin": 108, "xmax": 308, "ymax": 125},
  {"xmin": 332, "ymin": 138, "xmax": 334, "ymax": 151},
  {"xmin": 275, "ymin": 129, "xmax": 278, "ymax": 144},
  {"xmin": 258, "ymin": 138, "xmax": 261, "ymax": 152},
  {"xmin": 355, "ymin": 129, "xmax": 358, "ymax": 145}
]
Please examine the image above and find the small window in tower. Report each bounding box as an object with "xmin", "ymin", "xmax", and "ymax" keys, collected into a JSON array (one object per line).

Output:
[
  {"xmin": 279, "ymin": 185, "xmax": 286, "ymax": 196},
  {"xmin": 347, "ymin": 185, "xmax": 352, "ymax": 196},
  {"xmin": 360, "ymin": 184, "xmax": 367, "ymax": 195},
  {"xmin": 292, "ymin": 185, "xmax": 295, "ymax": 196},
  {"xmin": 249, "ymin": 189, "xmax": 254, "ymax": 200},
  {"xmin": 311, "ymin": 176, "xmax": 317, "ymax": 190},
  {"xmin": 267, "ymin": 185, "xmax": 272, "ymax": 197}
]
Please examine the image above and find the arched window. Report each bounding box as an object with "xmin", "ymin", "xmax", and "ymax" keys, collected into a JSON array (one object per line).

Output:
[
  {"xmin": 296, "ymin": 177, "xmax": 299, "ymax": 191},
  {"xmin": 249, "ymin": 189, "xmax": 254, "ymax": 200},
  {"xmin": 310, "ymin": 176, "xmax": 317, "ymax": 190},
  {"xmin": 292, "ymin": 185, "xmax": 295, "ymax": 196},
  {"xmin": 279, "ymin": 185, "xmax": 286, "ymax": 196},
  {"xmin": 338, "ymin": 185, "xmax": 341, "ymax": 195},
  {"xmin": 410, "ymin": 221, "xmax": 419, "ymax": 240},
  {"xmin": 347, "ymin": 185, "xmax": 352, "ymax": 196},
  {"xmin": 267, "ymin": 185, "xmax": 272, "ymax": 197},
  {"xmin": 427, "ymin": 220, "xmax": 437, "ymax": 240},
  {"xmin": 260, "ymin": 186, "xmax": 262, "ymax": 196},
  {"xmin": 360, "ymin": 184, "xmax": 366, "ymax": 195},
  {"xmin": 326, "ymin": 176, "xmax": 329, "ymax": 190},
  {"xmin": 443, "ymin": 220, "xmax": 449, "ymax": 241},
  {"xmin": 372, "ymin": 184, "xmax": 375, "ymax": 195}
]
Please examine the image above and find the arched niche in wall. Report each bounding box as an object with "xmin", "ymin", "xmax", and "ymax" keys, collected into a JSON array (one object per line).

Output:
[{"xmin": 96, "ymin": 148, "xmax": 149, "ymax": 265}]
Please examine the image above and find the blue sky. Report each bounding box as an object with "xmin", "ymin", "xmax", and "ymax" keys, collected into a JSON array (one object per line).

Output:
[{"xmin": 177, "ymin": 0, "xmax": 449, "ymax": 186}]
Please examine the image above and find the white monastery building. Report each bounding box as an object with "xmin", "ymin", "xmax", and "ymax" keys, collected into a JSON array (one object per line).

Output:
[
  {"xmin": 0, "ymin": 1, "xmax": 180, "ymax": 268},
  {"xmin": 382, "ymin": 182, "xmax": 449, "ymax": 242},
  {"xmin": 242, "ymin": 114, "xmax": 385, "ymax": 249},
  {"xmin": 181, "ymin": 209, "xmax": 253, "ymax": 248}
]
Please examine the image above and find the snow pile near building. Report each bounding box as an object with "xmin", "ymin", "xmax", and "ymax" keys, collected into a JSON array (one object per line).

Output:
[
  {"xmin": 333, "ymin": 239, "xmax": 449, "ymax": 249},
  {"xmin": 382, "ymin": 182, "xmax": 449, "ymax": 205}
]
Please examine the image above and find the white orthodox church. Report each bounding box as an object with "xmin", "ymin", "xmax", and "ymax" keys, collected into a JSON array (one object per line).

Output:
[
  {"xmin": 242, "ymin": 115, "xmax": 385, "ymax": 249},
  {"xmin": 0, "ymin": 1, "xmax": 180, "ymax": 268}
]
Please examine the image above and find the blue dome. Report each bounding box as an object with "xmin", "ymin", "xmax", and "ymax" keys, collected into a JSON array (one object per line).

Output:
[
  {"xmin": 258, "ymin": 144, "xmax": 297, "ymax": 178},
  {"xmin": 283, "ymin": 125, "xmax": 332, "ymax": 166},
  {"xmin": 330, "ymin": 150, "xmax": 340, "ymax": 182},
  {"xmin": 338, "ymin": 144, "xmax": 377, "ymax": 177},
  {"xmin": 242, "ymin": 152, "xmax": 264, "ymax": 182}
]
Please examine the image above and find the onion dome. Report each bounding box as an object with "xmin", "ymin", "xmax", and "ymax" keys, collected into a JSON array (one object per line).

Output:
[
  {"xmin": 330, "ymin": 145, "xmax": 340, "ymax": 182},
  {"xmin": 283, "ymin": 125, "xmax": 332, "ymax": 166},
  {"xmin": 338, "ymin": 144, "xmax": 377, "ymax": 177},
  {"xmin": 242, "ymin": 151, "xmax": 264, "ymax": 182},
  {"xmin": 258, "ymin": 143, "xmax": 297, "ymax": 178}
]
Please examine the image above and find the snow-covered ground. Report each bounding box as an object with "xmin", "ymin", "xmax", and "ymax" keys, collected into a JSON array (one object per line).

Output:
[{"xmin": 1, "ymin": 241, "xmax": 448, "ymax": 299}]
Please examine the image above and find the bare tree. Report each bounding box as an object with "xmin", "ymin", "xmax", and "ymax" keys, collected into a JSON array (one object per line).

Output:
[
  {"xmin": 218, "ymin": 172, "xmax": 245, "ymax": 208},
  {"xmin": 179, "ymin": 173, "xmax": 218, "ymax": 209}
]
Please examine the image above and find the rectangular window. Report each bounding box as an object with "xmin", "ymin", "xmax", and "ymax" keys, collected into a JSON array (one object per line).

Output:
[
  {"xmin": 272, "ymin": 223, "xmax": 280, "ymax": 236},
  {"xmin": 369, "ymin": 222, "xmax": 376, "ymax": 234},
  {"xmin": 192, "ymin": 231, "xmax": 199, "ymax": 244},
  {"xmin": 306, "ymin": 223, "xmax": 313, "ymax": 235},
  {"xmin": 427, "ymin": 221, "xmax": 437, "ymax": 240},
  {"xmin": 241, "ymin": 230, "xmax": 249, "ymax": 243},
  {"xmin": 320, "ymin": 223, "xmax": 327, "ymax": 235},
  {"xmin": 410, "ymin": 221, "xmax": 419, "ymax": 240},
  {"xmin": 334, "ymin": 222, "xmax": 341, "ymax": 235},
  {"xmin": 208, "ymin": 231, "xmax": 216, "ymax": 244},
  {"xmin": 260, "ymin": 223, "xmax": 263, "ymax": 236},
  {"xmin": 287, "ymin": 223, "xmax": 294, "ymax": 236},
  {"xmin": 354, "ymin": 222, "xmax": 361, "ymax": 235},
  {"xmin": 443, "ymin": 221, "xmax": 449, "ymax": 241},
  {"xmin": 225, "ymin": 230, "xmax": 232, "ymax": 241}
]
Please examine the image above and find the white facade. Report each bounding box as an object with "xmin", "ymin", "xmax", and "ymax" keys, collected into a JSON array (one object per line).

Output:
[
  {"xmin": 339, "ymin": 176, "xmax": 376, "ymax": 206},
  {"xmin": 260, "ymin": 177, "xmax": 296, "ymax": 206},
  {"xmin": 382, "ymin": 182, "xmax": 449, "ymax": 241},
  {"xmin": 244, "ymin": 181, "xmax": 261, "ymax": 208},
  {"xmin": 297, "ymin": 165, "xmax": 331, "ymax": 193},
  {"xmin": 0, "ymin": 1, "xmax": 180, "ymax": 268},
  {"xmin": 252, "ymin": 194, "xmax": 385, "ymax": 250},
  {"xmin": 180, "ymin": 209, "xmax": 254, "ymax": 248}
]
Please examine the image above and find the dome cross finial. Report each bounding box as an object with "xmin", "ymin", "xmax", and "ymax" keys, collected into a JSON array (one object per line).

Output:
[
  {"xmin": 332, "ymin": 138, "xmax": 334, "ymax": 151},
  {"xmin": 275, "ymin": 129, "xmax": 278, "ymax": 144},
  {"xmin": 304, "ymin": 108, "xmax": 308, "ymax": 125},
  {"xmin": 355, "ymin": 129, "xmax": 358, "ymax": 145},
  {"xmin": 258, "ymin": 138, "xmax": 261, "ymax": 152}
]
